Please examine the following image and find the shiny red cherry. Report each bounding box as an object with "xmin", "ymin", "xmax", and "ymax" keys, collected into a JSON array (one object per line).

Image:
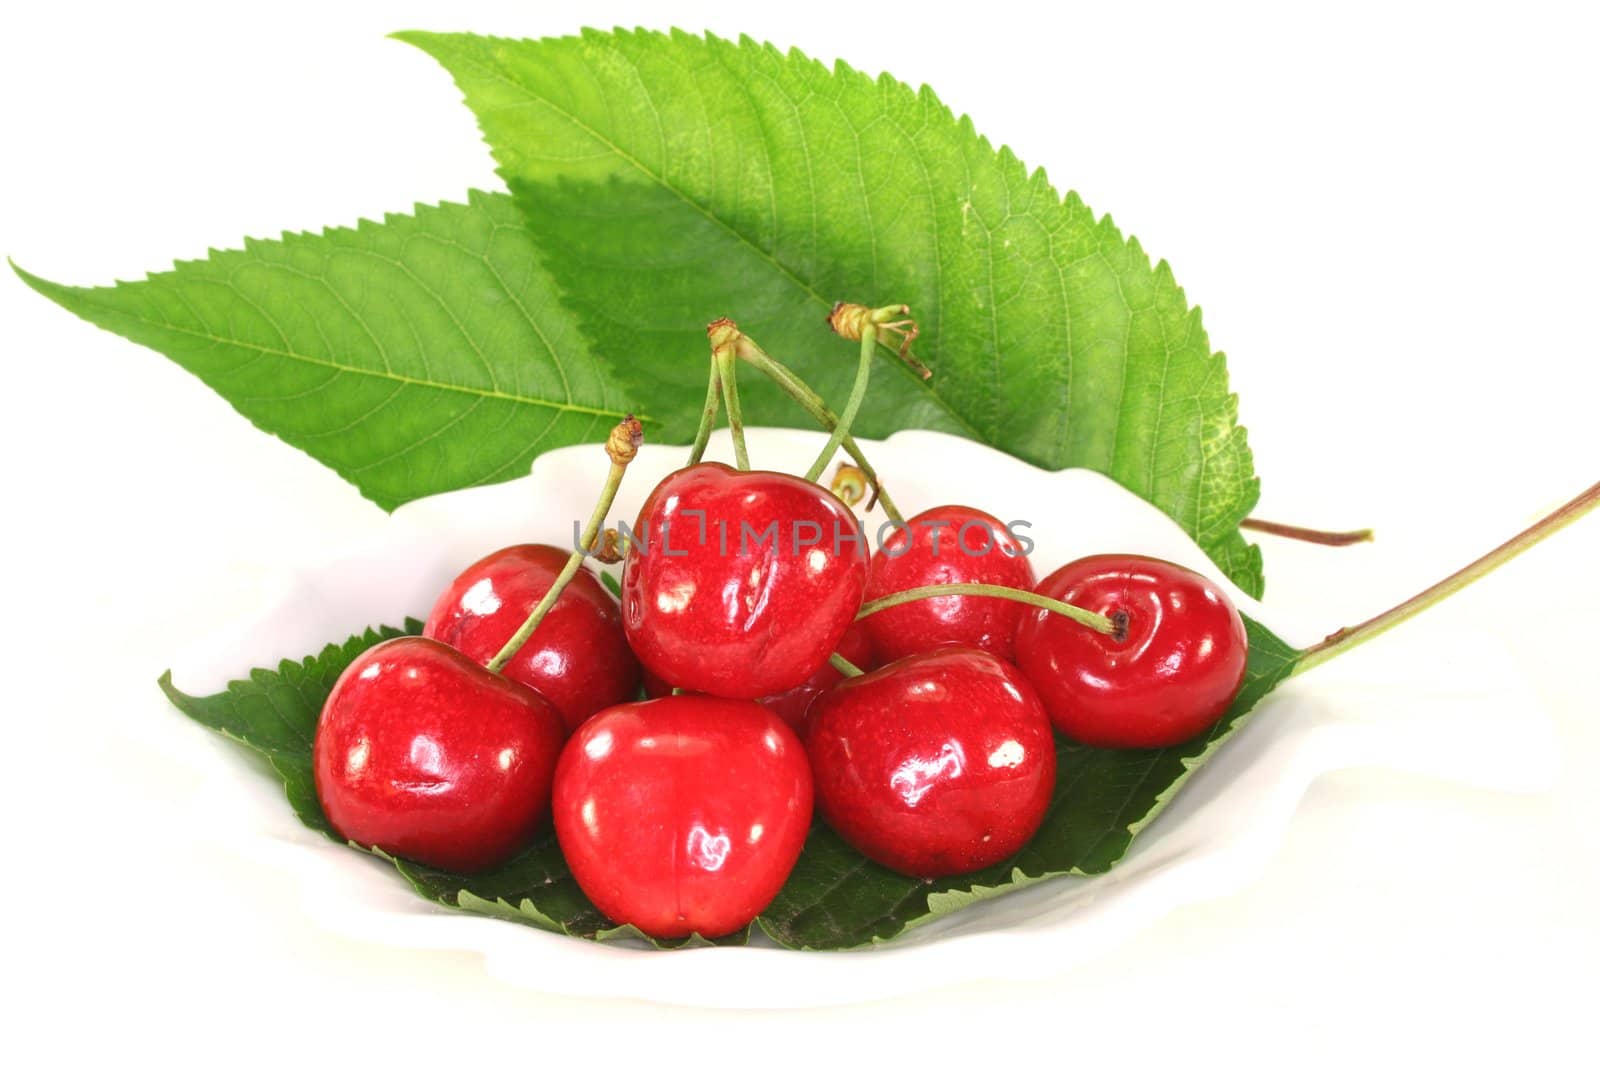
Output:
[
  {"xmin": 807, "ymin": 648, "xmax": 1056, "ymax": 879},
  {"xmin": 621, "ymin": 462, "xmax": 869, "ymax": 699},
  {"xmin": 423, "ymin": 544, "xmax": 640, "ymax": 735},
  {"xmin": 864, "ymin": 504, "xmax": 1036, "ymax": 662},
  {"xmin": 313, "ymin": 636, "xmax": 566, "ymax": 873},
  {"xmin": 1013, "ymin": 554, "xmax": 1249, "ymax": 748},
  {"xmin": 640, "ymin": 618, "xmax": 876, "ymax": 738},
  {"xmin": 552, "ymin": 695, "xmax": 813, "ymax": 939}
]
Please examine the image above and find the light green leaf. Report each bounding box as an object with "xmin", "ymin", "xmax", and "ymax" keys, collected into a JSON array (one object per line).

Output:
[
  {"xmin": 401, "ymin": 29, "xmax": 1265, "ymax": 596},
  {"xmin": 15, "ymin": 190, "xmax": 636, "ymax": 511}
]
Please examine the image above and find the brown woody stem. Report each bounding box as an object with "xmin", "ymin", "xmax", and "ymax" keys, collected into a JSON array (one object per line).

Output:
[{"xmin": 1294, "ymin": 480, "xmax": 1600, "ymax": 675}]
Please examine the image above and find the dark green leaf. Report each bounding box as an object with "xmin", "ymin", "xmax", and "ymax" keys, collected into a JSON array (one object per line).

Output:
[
  {"xmin": 16, "ymin": 191, "xmax": 637, "ymax": 511},
  {"xmin": 161, "ymin": 615, "xmax": 1298, "ymax": 949},
  {"xmin": 401, "ymin": 29, "xmax": 1265, "ymax": 596}
]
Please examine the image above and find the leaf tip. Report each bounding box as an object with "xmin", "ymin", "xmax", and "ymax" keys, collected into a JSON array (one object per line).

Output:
[
  {"xmin": 9, "ymin": 257, "xmax": 49, "ymax": 292},
  {"xmin": 9, "ymin": 258, "xmax": 80, "ymax": 309},
  {"xmin": 387, "ymin": 28, "xmax": 440, "ymax": 50},
  {"xmin": 156, "ymin": 668, "xmax": 191, "ymax": 708}
]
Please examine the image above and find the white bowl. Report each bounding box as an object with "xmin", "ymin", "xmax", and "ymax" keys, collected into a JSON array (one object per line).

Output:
[{"xmin": 168, "ymin": 428, "xmax": 1555, "ymax": 1008}]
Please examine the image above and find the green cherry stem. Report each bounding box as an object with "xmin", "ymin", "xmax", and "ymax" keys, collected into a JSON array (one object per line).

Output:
[
  {"xmin": 804, "ymin": 321, "xmax": 876, "ymax": 482},
  {"xmin": 687, "ymin": 357, "xmax": 722, "ymax": 466},
  {"xmin": 731, "ymin": 334, "xmax": 906, "ymax": 524},
  {"xmin": 484, "ymin": 417, "xmax": 643, "ymax": 673},
  {"xmin": 1293, "ymin": 479, "xmax": 1600, "ymax": 676},
  {"xmin": 803, "ymin": 302, "xmax": 914, "ymax": 483},
  {"xmin": 856, "ymin": 582, "xmax": 1119, "ymax": 636},
  {"xmin": 829, "ymin": 652, "xmax": 866, "ymax": 678},
  {"xmin": 708, "ymin": 319, "xmax": 751, "ymax": 470}
]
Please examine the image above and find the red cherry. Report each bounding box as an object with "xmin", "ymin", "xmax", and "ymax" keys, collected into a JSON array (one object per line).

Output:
[
  {"xmin": 423, "ymin": 544, "xmax": 640, "ymax": 735},
  {"xmin": 621, "ymin": 462, "xmax": 869, "ymax": 699},
  {"xmin": 313, "ymin": 636, "xmax": 566, "ymax": 873},
  {"xmin": 640, "ymin": 618, "xmax": 876, "ymax": 739},
  {"xmin": 864, "ymin": 505, "xmax": 1036, "ymax": 662},
  {"xmin": 1013, "ymin": 554, "xmax": 1249, "ymax": 748},
  {"xmin": 552, "ymin": 695, "xmax": 813, "ymax": 939},
  {"xmin": 807, "ymin": 648, "xmax": 1056, "ymax": 879}
]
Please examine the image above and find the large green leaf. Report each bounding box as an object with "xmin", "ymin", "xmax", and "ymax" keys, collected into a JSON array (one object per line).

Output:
[
  {"xmin": 401, "ymin": 30, "xmax": 1265, "ymax": 597},
  {"xmin": 15, "ymin": 191, "xmax": 635, "ymax": 511},
  {"xmin": 159, "ymin": 616, "xmax": 1299, "ymax": 949}
]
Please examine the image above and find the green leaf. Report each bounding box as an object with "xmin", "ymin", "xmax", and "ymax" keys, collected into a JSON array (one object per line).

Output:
[
  {"xmin": 759, "ymin": 617, "xmax": 1299, "ymax": 948},
  {"xmin": 15, "ymin": 191, "xmax": 636, "ymax": 511},
  {"xmin": 400, "ymin": 29, "xmax": 1265, "ymax": 597},
  {"xmin": 160, "ymin": 614, "xmax": 1298, "ymax": 949}
]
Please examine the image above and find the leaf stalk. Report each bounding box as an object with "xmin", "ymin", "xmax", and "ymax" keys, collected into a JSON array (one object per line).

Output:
[{"xmin": 1241, "ymin": 517, "xmax": 1374, "ymax": 547}]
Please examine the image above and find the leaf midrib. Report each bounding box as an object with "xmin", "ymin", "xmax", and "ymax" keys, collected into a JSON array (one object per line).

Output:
[{"xmin": 80, "ymin": 307, "xmax": 637, "ymax": 422}]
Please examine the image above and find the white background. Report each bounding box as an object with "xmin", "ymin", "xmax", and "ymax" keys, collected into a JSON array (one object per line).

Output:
[{"xmin": 2, "ymin": 0, "xmax": 1596, "ymax": 1061}]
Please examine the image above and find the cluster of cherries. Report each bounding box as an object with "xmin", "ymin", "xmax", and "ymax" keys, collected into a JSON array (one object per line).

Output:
[{"xmin": 312, "ymin": 312, "xmax": 1250, "ymax": 941}]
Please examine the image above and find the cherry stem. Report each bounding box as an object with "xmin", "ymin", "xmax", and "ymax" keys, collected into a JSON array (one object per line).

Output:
[
  {"xmin": 829, "ymin": 652, "xmax": 866, "ymax": 678},
  {"xmin": 708, "ymin": 319, "xmax": 751, "ymax": 470},
  {"xmin": 856, "ymin": 582, "xmax": 1118, "ymax": 636},
  {"xmin": 1293, "ymin": 479, "xmax": 1600, "ymax": 676},
  {"xmin": 484, "ymin": 417, "xmax": 643, "ymax": 673},
  {"xmin": 804, "ymin": 321, "xmax": 876, "ymax": 481},
  {"xmin": 731, "ymin": 334, "xmax": 906, "ymax": 524},
  {"xmin": 687, "ymin": 359, "xmax": 721, "ymax": 466},
  {"xmin": 1241, "ymin": 517, "xmax": 1374, "ymax": 547}
]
